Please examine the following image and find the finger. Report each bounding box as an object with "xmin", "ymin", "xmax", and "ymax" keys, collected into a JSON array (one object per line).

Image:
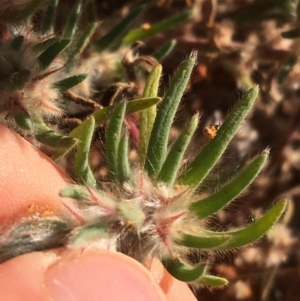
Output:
[
  {"xmin": 0, "ymin": 123, "xmax": 75, "ymax": 225},
  {"xmin": 0, "ymin": 248, "xmax": 167, "ymax": 301}
]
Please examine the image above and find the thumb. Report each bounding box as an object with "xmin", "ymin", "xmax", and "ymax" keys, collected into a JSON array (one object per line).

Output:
[{"xmin": 0, "ymin": 248, "xmax": 167, "ymax": 301}]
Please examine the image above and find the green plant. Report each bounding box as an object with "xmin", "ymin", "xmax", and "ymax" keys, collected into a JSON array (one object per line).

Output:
[
  {"xmin": 61, "ymin": 55, "xmax": 285, "ymax": 287},
  {"xmin": 0, "ymin": 0, "xmax": 287, "ymax": 289}
]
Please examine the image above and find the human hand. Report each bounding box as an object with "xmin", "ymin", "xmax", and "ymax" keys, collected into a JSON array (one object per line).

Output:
[{"xmin": 0, "ymin": 123, "xmax": 197, "ymax": 301}]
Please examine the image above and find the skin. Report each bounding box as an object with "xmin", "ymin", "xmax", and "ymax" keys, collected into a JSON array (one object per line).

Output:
[{"xmin": 0, "ymin": 123, "xmax": 197, "ymax": 301}]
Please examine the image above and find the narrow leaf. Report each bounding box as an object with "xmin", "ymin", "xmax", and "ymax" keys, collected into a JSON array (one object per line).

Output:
[
  {"xmin": 14, "ymin": 110, "xmax": 32, "ymax": 131},
  {"xmin": 162, "ymin": 258, "xmax": 206, "ymax": 282},
  {"xmin": 59, "ymin": 186, "xmax": 89, "ymax": 200},
  {"xmin": 139, "ymin": 65, "xmax": 162, "ymax": 165},
  {"xmin": 179, "ymin": 86, "xmax": 259, "ymax": 188},
  {"xmin": 63, "ymin": 1, "xmax": 82, "ymax": 39},
  {"xmin": 117, "ymin": 134, "xmax": 131, "ymax": 183},
  {"xmin": 198, "ymin": 155, "xmax": 249, "ymax": 194},
  {"xmin": 72, "ymin": 116, "xmax": 97, "ymax": 188},
  {"xmin": 124, "ymin": 9, "xmax": 194, "ymax": 45},
  {"xmin": 34, "ymin": 118, "xmax": 78, "ymax": 151},
  {"xmin": 67, "ymin": 22, "xmax": 98, "ymax": 66},
  {"xmin": 221, "ymin": 60, "xmax": 254, "ymax": 88},
  {"xmin": 82, "ymin": 0, "xmax": 97, "ymax": 22},
  {"xmin": 145, "ymin": 52, "xmax": 197, "ymax": 177},
  {"xmin": 153, "ymin": 40, "xmax": 176, "ymax": 61},
  {"xmin": 70, "ymin": 223, "xmax": 110, "ymax": 246},
  {"xmin": 158, "ymin": 114, "xmax": 199, "ymax": 186},
  {"xmin": 94, "ymin": 0, "xmax": 154, "ymax": 52},
  {"xmin": 38, "ymin": 39, "xmax": 70, "ymax": 70},
  {"xmin": 117, "ymin": 200, "xmax": 145, "ymax": 227},
  {"xmin": 189, "ymin": 151, "xmax": 268, "ymax": 219},
  {"xmin": 69, "ymin": 97, "xmax": 161, "ymax": 139},
  {"xmin": 216, "ymin": 199, "xmax": 287, "ymax": 250},
  {"xmin": 41, "ymin": 0, "xmax": 59, "ymax": 34},
  {"xmin": 106, "ymin": 102, "xmax": 126, "ymax": 179},
  {"xmin": 197, "ymin": 275, "xmax": 228, "ymax": 287},
  {"xmin": 53, "ymin": 74, "xmax": 88, "ymax": 91},
  {"xmin": 33, "ymin": 37, "xmax": 59, "ymax": 53},
  {"xmin": 93, "ymin": 97, "xmax": 161, "ymax": 126},
  {"xmin": 175, "ymin": 231, "xmax": 230, "ymax": 249},
  {"xmin": 199, "ymin": 199, "xmax": 287, "ymax": 249}
]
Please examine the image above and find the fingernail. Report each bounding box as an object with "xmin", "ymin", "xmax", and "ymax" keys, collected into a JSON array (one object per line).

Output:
[{"xmin": 45, "ymin": 249, "xmax": 167, "ymax": 301}]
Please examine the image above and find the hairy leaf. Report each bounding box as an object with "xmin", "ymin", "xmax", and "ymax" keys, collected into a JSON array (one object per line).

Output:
[
  {"xmin": 189, "ymin": 152, "xmax": 268, "ymax": 219},
  {"xmin": 145, "ymin": 52, "xmax": 197, "ymax": 177},
  {"xmin": 179, "ymin": 86, "xmax": 259, "ymax": 188}
]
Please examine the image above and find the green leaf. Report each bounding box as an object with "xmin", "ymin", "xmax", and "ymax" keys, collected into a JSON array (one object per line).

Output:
[
  {"xmin": 66, "ymin": 22, "xmax": 98, "ymax": 66},
  {"xmin": 10, "ymin": 36, "xmax": 24, "ymax": 51},
  {"xmin": 106, "ymin": 102, "xmax": 126, "ymax": 179},
  {"xmin": 38, "ymin": 39, "xmax": 70, "ymax": 70},
  {"xmin": 70, "ymin": 223, "xmax": 111, "ymax": 246},
  {"xmin": 189, "ymin": 152, "xmax": 268, "ymax": 219},
  {"xmin": 221, "ymin": 60, "xmax": 254, "ymax": 88},
  {"xmin": 124, "ymin": 9, "xmax": 194, "ymax": 45},
  {"xmin": 278, "ymin": 56, "xmax": 297, "ymax": 83},
  {"xmin": 145, "ymin": 52, "xmax": 197, "ymax": 177},
  {"xmin": 197, "ymin": 275, "xmax": 228, "ymax": 287},
  {"xmin": 33, "ymin": 118, "xmax": 78, "ymax": 152},
  {"xmin": 153, "ymin": 40, "xmax": 176, "ymax": 61},
  {"xmin": 117, "ymin": 134, "xmax": 131, "ymax": 183},
  {"xmin": 71, "ymin": 116, "xmax": 97, "ymax": 188},
  {"xmin": 175, "ymin": 231, "xmax": 230, "ymax": 249},
  {"xmin": 158, "ymin": 114, "xmax": 199, "ymax": 186},
  {"xmin": 117, "ymin": 200, "xmax": 145, "ymax": 227},
  {"xmin": 32, "ymin": 37, "xmax": 59, "ymax": 53},
  {"xmin": 125, "ymin": 97, "xmax": 161, "ymax": 115},
  {"xmin": 197, "ymin": 155, "xmax": 249, "ymax": 194},
  {"xmin": 82, "ymin": 0, "xmax": 97, "ymax": 22},
  {"xmin": 13, "ymin": 110, "xmax": 32, "ymax": 131},
  {"xmin": 94, "ymin": 0, "xmax": 154, "ymax": 52},
  {"xmin": 179, "ymin": 86, "xmax": 259, "ymax": 188},
  {"xmin": 41, "ymin": 0, "xmax": 59, "ymax": 34},
  {"xmin": 162, "ymin": 258, "xmax": 206, "ymax": 282},
  {"xmin": 93, "ymin": 97, "xmax": 161, "ymax": 126},
  {"xmin": 53, "ymin": 74, "xmax": 88, "ymax": 91},
  {"xmin": 59, "ymin": 186, "xmax": 90, "ymax": 200},
  {"xmin": 69, "ymin": 97, "xmax": 160, "ymax": 140},
  {"xmin": 63, "ymin": 0, "xmax": 82, "ymax": 39},
  {"xmin": 216, "ymin": 199, "xmax": 287, "ymax": 250},
  {"xmin": 139, "ymin": 65, "xmax": 162, "ymax": 165}
]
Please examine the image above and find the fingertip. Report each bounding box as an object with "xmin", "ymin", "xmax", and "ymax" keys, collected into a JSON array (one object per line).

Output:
[
  {"xmin": 0, "ymin": 123, "xmax": 75, "ymax": 225},
  {"xmin": 0, "ymin": 249, "xmax": 167, "ymax": 301},
  {"xmin": 0, "ymin": 251, "xmax": 57, "ymax": 301},
  {"xmin": 45, "ymin": 249, "xmax": 167, "ymax": 301}
]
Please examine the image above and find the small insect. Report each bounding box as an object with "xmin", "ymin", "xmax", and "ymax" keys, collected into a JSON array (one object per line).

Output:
[{"xmin": 204, "ymin": 124, "xmax": 220, "ymax": 139}]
